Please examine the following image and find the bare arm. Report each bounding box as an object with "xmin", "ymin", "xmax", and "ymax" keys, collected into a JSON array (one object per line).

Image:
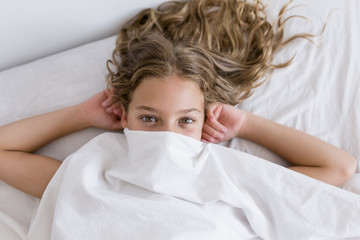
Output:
[
  {"xmin": 240, "ymin": 112, "xmax": 357, "ymax": 186},
  {"xmin": 202, "ymin": 103, "xmax": 357, "ymax": 186},
  {"xmin": 0, "ymin": 105, "xmax": 88, "ymax": 198},
  {"xmin": 0, "ymin": 89, "xmax": 122, "ymax": 198}
]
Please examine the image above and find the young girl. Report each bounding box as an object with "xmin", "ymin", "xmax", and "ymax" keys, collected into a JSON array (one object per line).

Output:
[{"xmin": 0, "ymin": 0, "xmax": 356, "ymax": 199}]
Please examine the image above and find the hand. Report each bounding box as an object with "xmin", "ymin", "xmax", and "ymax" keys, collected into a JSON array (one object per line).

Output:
[
  {"xmin": 80, "ymin": 88, "xmax": 123, "ymax": 130},
  {"xmin": 201, "ymin": 103, "xmax": 248, "ymax": 143}
]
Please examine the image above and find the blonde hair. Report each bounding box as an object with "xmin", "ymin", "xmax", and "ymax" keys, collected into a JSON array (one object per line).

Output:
[{"xmin": 106, "ymin": 0, "xmax": 313, "ymax": 110}]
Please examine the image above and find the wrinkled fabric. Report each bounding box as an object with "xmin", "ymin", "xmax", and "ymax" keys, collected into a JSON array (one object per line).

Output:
[{"xmin": 27, "ymin": 130, "xmax": 360, "ymax": 240}]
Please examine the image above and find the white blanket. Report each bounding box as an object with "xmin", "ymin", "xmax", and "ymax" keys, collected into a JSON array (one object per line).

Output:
[{"xmin": 27, "ymin": 129, "xmax": 360, "ymax": 240}]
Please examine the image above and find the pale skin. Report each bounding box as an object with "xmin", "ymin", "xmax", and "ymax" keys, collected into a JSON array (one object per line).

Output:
[{"xmin": 0, "ymin": 75, "xmax": 357, "ymax": 198}]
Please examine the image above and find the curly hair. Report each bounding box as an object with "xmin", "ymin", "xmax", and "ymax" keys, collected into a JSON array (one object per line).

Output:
[{"xmin": 106, "ymin": 0, "xmax": 314, "ymax": 110}]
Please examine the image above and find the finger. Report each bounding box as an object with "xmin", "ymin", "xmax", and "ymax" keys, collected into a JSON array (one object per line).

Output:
[
  {"xmin": 103, "ymin": 88, "xmax": 113, "ymax": 99},
  {"xmin": 106, "ymin": 105, "xmax": 117, "ymax": 113},
  {"xmin": 108, "ymin": 101, "xmax": 123, "ymax": 116},
  {"xmin": 206, "ymin": 104, "xmax": 218, "ymax": 122},
  {"xmin": 103, "ymin": 96, "xmax": 119, "ymax": 108},
  {"xmin": 102, "ymin": 97, "xmax": 112, "ymax": 107},
  {"xmin": 201, "ymin": 131, "xmax": 219, "ymax": 143},
  {"xmin": 213, "ymin": 104, "xmax": 223, "ymax": 119},
  {"xmin": 113, "ymin": 108, "xmax": 122, "ymax": 116},
  {"xmin": 206, "ymin": 105, "xmax": 227, "ymax": 132},
  {"xmin": 111, "ymin": 100, "xmax": 122, "ymax": 108},
  {"xmin": 107, "ymin": 105, "xmax": 122, "ymax": 116},
  {"xmin": 102, "ymin": 88, "xmax": 117, "ymax": 107},
  {"xmin": 202, "ymin": 123, "xmax": 224, "ymax": 142},
  {"xmin": 207, "ymin": 103, "xmax": 224, "ymax": 119},
  {"xmin": 205, "ymin": 117, "xmax": 227, "ymax": 134}
]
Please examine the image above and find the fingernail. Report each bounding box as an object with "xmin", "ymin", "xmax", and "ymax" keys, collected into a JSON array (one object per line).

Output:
[
  {"xmin": 222, "ymin": 128, "xmax": 227, "ymax": 133},
  {"xmin": 102, "ymin": 101, "xmax": 109, "ymax": 107},
  {"xmin": 106, "ymin": 107, "xmax": 112, "ymax": 113}
]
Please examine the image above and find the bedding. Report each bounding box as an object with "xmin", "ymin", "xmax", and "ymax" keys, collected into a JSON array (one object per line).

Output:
[
  {"xmin": 0, "ymin": 0, "xmax": 359, "ymax": 239},
  {"xmin": 26, "ymin": 129, "xmax": 360, "ymax": 239}
]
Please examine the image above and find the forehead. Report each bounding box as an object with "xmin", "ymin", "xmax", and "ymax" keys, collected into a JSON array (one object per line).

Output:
[{"xmin": 130, "ymin": 75, "xmax": 204, "ymax": 112}]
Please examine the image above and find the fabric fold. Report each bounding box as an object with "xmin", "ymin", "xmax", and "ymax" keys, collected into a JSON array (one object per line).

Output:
[{"xmin": 27, "ymin": 129, "xmax": 360, "ymax": 240}]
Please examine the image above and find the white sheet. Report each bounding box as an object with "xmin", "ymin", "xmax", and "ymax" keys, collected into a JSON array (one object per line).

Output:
[
  {"xmin": 27, "ymin": 130, "xmax": 360, "ymax": 239},
  {"xmin": 0, "ymin": 0, "xmax": 360, "ymax": 238}
]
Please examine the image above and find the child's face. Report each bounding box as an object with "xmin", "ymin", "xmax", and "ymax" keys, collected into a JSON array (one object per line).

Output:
[{"xmin": 121, "ymin": 75, "xmax": 205, "ymax": 140}]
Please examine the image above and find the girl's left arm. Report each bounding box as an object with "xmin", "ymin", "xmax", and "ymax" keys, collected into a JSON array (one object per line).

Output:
[{"xmin": 202, "ymin": 103, "xmax": 357, "ymax": 186}]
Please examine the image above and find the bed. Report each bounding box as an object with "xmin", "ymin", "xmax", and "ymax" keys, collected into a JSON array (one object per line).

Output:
[{"xmin": 0, "ymin": 0, "xmax": 359, "ymax": 239}]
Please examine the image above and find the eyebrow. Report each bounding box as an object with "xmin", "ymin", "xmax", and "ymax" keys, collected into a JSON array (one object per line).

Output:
[{"xmin": 135, "ymin": 105, "xmax": 202, "ymax": 115}]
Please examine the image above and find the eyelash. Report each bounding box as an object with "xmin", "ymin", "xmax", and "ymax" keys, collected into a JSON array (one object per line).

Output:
[
  {"xmin": 179, "ymin": 117, "xmax": 195, "ymax": 124},
  {"xmin": 140, "ymin": 115, "xmax": 157, "ymax": 123},
  {"xmin": 139, "ymin": 115, "xmax": 195, "ymax": 125}
]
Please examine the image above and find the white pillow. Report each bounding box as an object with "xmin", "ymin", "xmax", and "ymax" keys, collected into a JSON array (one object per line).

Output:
[{"xmin": 0, "ymin": 36, "xmax": 117, "ymax": 161}]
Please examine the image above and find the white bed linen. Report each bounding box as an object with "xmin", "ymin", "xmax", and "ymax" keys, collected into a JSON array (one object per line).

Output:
[
  {"xmin": 0, "ymin": 36, "xmax": 116, "ymax": 240},
  {"xmin": 27, "ymin": 130, "xmax": 360, "ymax": 239},
  {"xmin": 0, "ymin": 0, "xmax": 359, "ymax": 239}
]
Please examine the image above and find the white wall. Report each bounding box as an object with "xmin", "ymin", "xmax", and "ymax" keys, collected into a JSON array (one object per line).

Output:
[{"xmin": 0, "ymin": 0, "xmax": 166, "ymax": 71}]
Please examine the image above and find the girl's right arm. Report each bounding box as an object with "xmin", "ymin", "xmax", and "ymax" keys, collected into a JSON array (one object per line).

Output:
[{"xmin": 0, "ymin": 89, "xmax": 122, "ymax": 198}]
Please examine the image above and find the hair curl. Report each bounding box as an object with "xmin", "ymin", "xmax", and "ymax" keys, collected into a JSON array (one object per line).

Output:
[{"xmin": 106, "ymin": 0, "xmax": 313, "ymax": 110}]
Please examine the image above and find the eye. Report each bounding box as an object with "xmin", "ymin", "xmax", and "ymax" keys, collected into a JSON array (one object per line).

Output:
[
  {"xmin": 141, "ymin": 115, "xmax": 157, "ymax": 123},
  {"xmin": 179, "ymin": 117, "xmax": 195, "ymax": 124}
]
